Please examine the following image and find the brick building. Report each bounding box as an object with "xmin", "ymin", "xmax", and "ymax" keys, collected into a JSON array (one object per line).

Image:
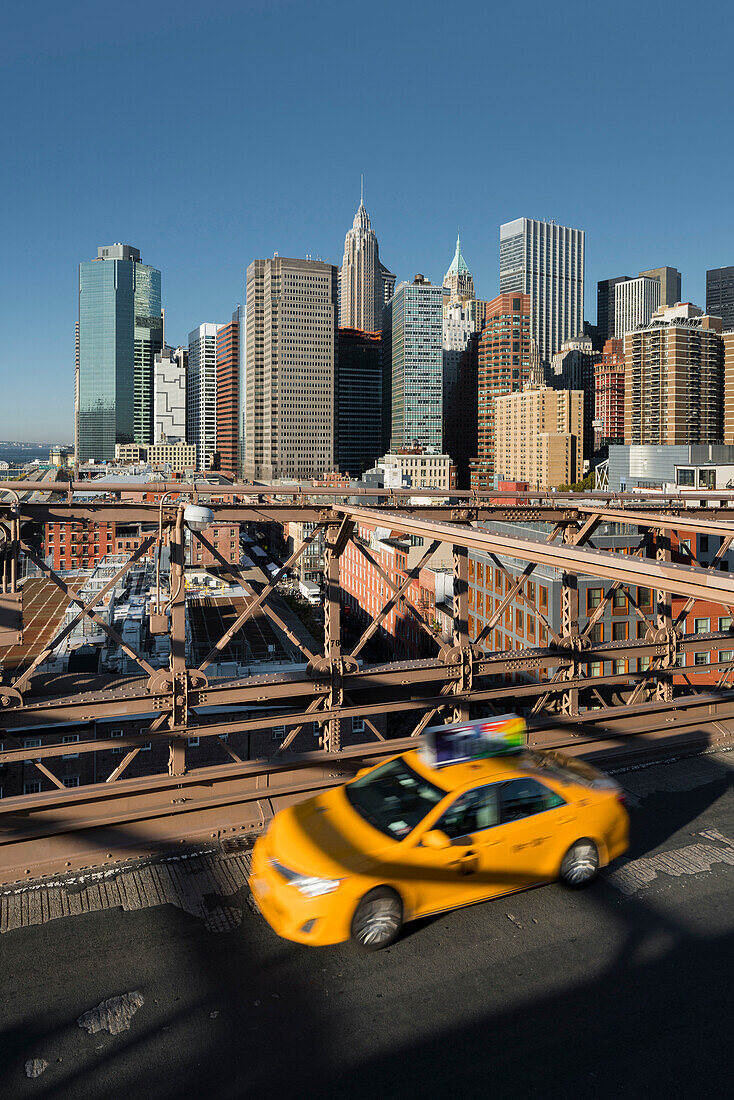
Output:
[
  {"xmin": 594, "ymin": 338, "xmax": 625, "ymax": 449},
  {"xmin": 470, "ymin": 292, "xmax": 534, "ymax": 490},
  {"xmin": 339, "ymin": 523, "xmax": 452, "ymax": 658}
]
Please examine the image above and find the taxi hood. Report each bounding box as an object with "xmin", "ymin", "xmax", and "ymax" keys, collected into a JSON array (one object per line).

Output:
[{"xmin": 266, "ymin": 786, "xmax": 393, "ymax": 878}]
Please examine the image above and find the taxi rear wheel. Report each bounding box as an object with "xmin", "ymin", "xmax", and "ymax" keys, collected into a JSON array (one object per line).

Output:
[
  {"xmin": 559, "ymin": 839, "xmax": 599, "ymax": 888},
  {"xmin": 351, "ymin": 887, "xmax": 403, "ymax": 951}
]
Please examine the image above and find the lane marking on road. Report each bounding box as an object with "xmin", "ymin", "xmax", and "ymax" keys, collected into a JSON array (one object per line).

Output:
[{"xmin": 605, "ymin": 827, "xmax": 734, "ymax": 895}]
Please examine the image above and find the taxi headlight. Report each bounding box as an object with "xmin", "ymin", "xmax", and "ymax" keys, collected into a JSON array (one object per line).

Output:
[{"xmin": 269, "ymin": 859, "xmax": 342, "ymax": 898}]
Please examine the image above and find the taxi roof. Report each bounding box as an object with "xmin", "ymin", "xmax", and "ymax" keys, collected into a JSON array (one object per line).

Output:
[{"xmin": 404, "ymin": 747, "xmax": 530, "ymax": 793}]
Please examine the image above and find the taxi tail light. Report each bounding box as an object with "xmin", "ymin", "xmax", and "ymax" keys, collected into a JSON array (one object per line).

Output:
[{"xmin": 616, "ymin": 792, "xmax": 627, "ymax": 806}]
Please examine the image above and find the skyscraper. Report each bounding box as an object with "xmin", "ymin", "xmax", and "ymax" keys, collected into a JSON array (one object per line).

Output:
[
  {"xmin": 594, "ymin": 338, "xmax": 625, "ymax": 448},
  {"xmin": 639, "ymin": 266, "xmax": 681, "ymax": 308},
  {"xmin": 153, "ymin": 346, "xmax": 187, "ymax": 443},
  {"xmin": 707, "ymin": 266, "xmax": 734, "ymax": 330},
  {"xmin": 597, "ymin": 276, "xmax": 631, "ymax": 344},
  {"xmin": 188, "ymin": 323, "xmax": 222, "ymax": 470},
  {"xmin": 216, "ymin": 310, "xmax": 240, "ymax": 476},
  {"xmin": 443, "ymin": 233, "xmax": 475, "ymax": 307},
  {"xmin": 77, "ymin": 244, "xmax": 162, "ymax": 462},
  {"xmin": 624, "ymin": 304, "xmax": 723, "ymax": 446},
  {"xmin": 339, "ymin": 186, "xmax": 394, "ymax": 332},
  {"xmin": 384, "ymin": 276, "xmax": 444, "ymax": 451},
  {"xmin": 336, "ymin": 328, "xmax": 382, "ymax": 477},
  {"xmin": 614, "ymin": 276, "xmax": 661, "ymax": 336},
  {"xmin": 499, "ymin": 218, "xmax": 584, "ymax": 365},
  {"xmin": 549, "ymin": 334, "xmax": 596, "ymax": 463},
  {"xmin": 241, "ymin": 257, "xmax": 338, "ymax": 481},
  {"xmin": 469, "ymin": 292, "xmax": 534, "ymax": 490}
]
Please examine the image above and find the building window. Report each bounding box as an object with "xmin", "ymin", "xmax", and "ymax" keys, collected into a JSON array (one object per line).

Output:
[
  {"xmin": 24, "ymin": 737, "xmax": 42, "ymax": 749},
  {"xmin": 612, "ymin": 590, "xmax": 627, "ymax": 611},
  {"xmin": 62, "ymin": 734, "xmax": 80, "ymax": 759},
  {"xmin": 189, "ymin": 737, "xmax": 200, "ymax": 748},
  {"xmin": 694, "ymin": 652, "xmax": 710, "ymax": 666},
  {"xmin": 352, "ymin": 718, "xmax": 365, "ymax": 734},
  {"xmin": 587, "ymin": 588, "xmax": 602, "ymax": 611},
  {"xmin": 24, "ymin": 780, "xmax": 42, "ymax": 795},
  {"xmin": 63, "ymin": 776, "xmax": 80, "ymax": 788},
  {"xmin": 110, "ymin": 729, "xmax": 123, "ymax": 754},
  {"xmin": 272, "ymin": 725, "xmax": 286, "ymax": 740},
  {"xmin": 694, "ymin": 618, "xmax": 710, "ymax": 634}
]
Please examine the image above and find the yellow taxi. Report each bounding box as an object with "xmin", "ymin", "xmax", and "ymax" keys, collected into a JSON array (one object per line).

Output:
[{"xmin": 249, "ymin": 716, "xmax": 629, "ymax": 950}]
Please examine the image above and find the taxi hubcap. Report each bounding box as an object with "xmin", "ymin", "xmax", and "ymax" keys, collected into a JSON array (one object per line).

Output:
[
  {"xmin": 355, "ymin": 897, "xmax": 400, "ymax": 946},
  {"xmin": 566, "ymin": 843, "xmax": 597, "ymax": 884}
]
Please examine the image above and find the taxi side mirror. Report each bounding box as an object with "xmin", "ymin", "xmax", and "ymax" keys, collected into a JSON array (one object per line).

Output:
[
  {"xmin": 354, "ymin": 767, "xmax": 370, "ymax": 780},
  {"xmin": 423, "ymin": 829, "xmax": 451, "ymax": 851}
]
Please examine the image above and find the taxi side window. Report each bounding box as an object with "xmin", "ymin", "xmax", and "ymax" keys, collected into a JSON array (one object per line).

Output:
[
  {"xmin": 499, "ymin": 778, "xmax": 565, "ymax": 823},
  {"xmin": 435, "ymin": 785, "xmax": 499, "ymax": 840}
]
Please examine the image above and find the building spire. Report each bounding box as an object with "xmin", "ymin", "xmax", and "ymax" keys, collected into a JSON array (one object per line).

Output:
[
  {"xmin": 447, "ymin": 231, "xmax": 470, "ymax": 276},
  {"xmin": 360, "ymin": 173, "xmax": 364, "ymax": 206}
]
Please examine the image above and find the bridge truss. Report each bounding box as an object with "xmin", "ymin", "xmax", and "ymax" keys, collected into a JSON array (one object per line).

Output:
[{"xmin": 2, "ymin": 481, "xmax": 734, "ymax": 878}]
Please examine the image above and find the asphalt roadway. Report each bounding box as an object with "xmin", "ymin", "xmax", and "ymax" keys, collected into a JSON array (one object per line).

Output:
[{"xmin": 2, "ymin": 750, "xmax": 734, "ymax": 1099}]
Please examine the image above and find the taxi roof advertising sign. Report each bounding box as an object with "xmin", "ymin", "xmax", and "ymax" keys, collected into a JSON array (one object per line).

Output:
[{"xmin": 421, "ymin": 715, "xmax": 526, "ymax": 769}]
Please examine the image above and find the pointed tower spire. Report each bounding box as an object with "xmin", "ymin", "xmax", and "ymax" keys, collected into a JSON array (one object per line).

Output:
[{"xmin": 361, "ymin": 173, "xmax": 364, "ymax": 205}]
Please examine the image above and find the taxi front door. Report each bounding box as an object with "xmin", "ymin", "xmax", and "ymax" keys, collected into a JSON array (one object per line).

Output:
[{"xmin": 400, "ymin": 785, "xmax": 508, "ymax": 918}]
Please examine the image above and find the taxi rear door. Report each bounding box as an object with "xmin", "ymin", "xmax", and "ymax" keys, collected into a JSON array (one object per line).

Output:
[{"xmin": 486, "ymin": 777, "xmax": 578, "ymax": 886}]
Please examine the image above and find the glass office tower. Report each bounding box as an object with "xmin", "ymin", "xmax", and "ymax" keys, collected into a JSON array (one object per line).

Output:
[
  {"xmin": 385, "ymin": 276, "xmax": 444, "ymax": 450},
  {"xmin": 77, "ymin": 244, "xmax": 162, "ymax": 462}
]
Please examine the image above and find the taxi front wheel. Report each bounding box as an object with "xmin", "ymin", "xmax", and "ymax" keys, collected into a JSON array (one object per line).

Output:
[
  {"xmin": 559, "ymin": 839, "xmax": 599, "ymax": 888},
  {"xmin": 351, "ymin": 887, "xmax": 403, "ymax": 950}
]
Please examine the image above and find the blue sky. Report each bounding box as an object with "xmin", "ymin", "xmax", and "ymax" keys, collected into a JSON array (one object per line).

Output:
[{"xmin": 2, "ymin": 0, "xmax": 732, "ymax": 441}]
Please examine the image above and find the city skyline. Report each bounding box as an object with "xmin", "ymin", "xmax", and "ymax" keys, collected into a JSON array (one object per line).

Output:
[{"xmin": 5, "ymin": 0, "xmax": 734, "ymax": 439}]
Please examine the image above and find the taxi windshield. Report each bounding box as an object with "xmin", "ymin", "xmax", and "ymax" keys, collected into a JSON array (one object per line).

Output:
[{"xmin": 346, "ymin": 758, "xmax": 446, "ymax": 839}]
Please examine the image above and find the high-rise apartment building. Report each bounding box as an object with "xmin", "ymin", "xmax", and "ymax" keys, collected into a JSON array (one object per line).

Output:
[
  {"xmin": 383, "ymin": 276, "xmax": 444, "ymax": 451},
  {"xmin": 639, "ymin": 267, "xmax": 681, "ymax": 308},
  {"xmin": 339, "ymin": 190, "xmax": 394, "ymax": 333},
  {"xmin": 336, "ymin": 328, "xmax": 382, "ymax": 477},
  {"xmin": 77, "ymin": 244, "xmax": 162, "ymax": 462},
  {"xmin": 596, "ymin": 277, "xmax": 631, "ymax": 344},
  {"xmin": 707, "ymin": 266, "xmax": 734, "ymax": 331},
  {"xmin": 216, "ymin": 310, "xmax": 240, "ymax": 476},
  {"xmin": 241, "ymin": 257, "xmax": 338, "ymax": 481},
  {"xmin": 594, "ymin": 338, "xmax": 625, "ymax": 448},
  {"xmin": 188, "ymin": 323, "xmax": 221, "ymax": 470},
  {"xmin": 624, "ymin": 304, "xmax": 724, "ymax": 446},
  {"xmin": 499, "ymin": 218, "xmax": 584, "ymax": 365},
  {"xmin": 469, "ymin": 292, "xmax": 533, "ymax": 490},
  {"xmin": 495, "ymin": 387, "xmax": 583, "ymax": 489},
  {"xmin": 443, "ymin": 234, "xmax": 475, "ymax": 307},
  {"xmin": 723, "ymin": 332, "xmax": 734, "ymax": 445},
  {"xmin": 153, "ymin": 346, "xmax": 187, "ymax": 443},
  {"xmin": 614, "ymin": 276, "xmax": 661, "ymax": 336}
]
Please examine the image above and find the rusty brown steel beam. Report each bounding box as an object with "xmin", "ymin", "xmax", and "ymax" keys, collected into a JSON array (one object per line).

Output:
[
  {"xmin": 336, "ymin": 506, "xmax": 734, "ymax": 605},
  {"xmin": 198, "ymin": 527, "xmax": 320, "ymax": 671},
  {"xmin": 10, "ymin": 478, "xmax": 734, "ymax": 504},
  {"xmin": 350, "ymin": 539, "xmax": 441, "ymax": 659},
  {"xmin": 3, "ymin": 627, "xmax": 733, "ymax": 734},
  {"xmin": 575, "ymin": 505, "xmax": 734, "ymax": 537}
]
